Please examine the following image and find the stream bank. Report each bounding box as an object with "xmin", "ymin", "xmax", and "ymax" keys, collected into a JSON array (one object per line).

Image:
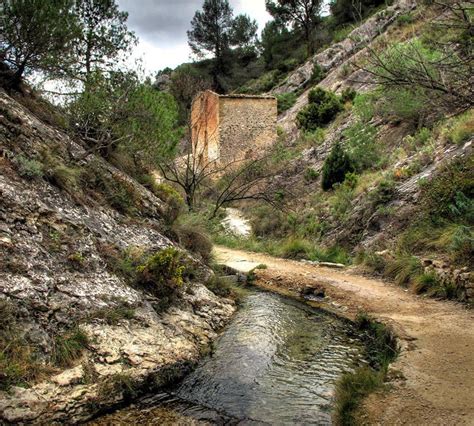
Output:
[
  {"xmin": 215, "ymin": 246, "xmax": 474, "ymax": 425},
  {"xmin": 91, "ymin": 285, "xmax": 367, "ymax": 425}
]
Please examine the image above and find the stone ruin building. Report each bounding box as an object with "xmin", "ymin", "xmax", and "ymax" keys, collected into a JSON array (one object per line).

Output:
[{"xmin": 191, "ymin": 90, "xmax": 277, "ymax": 168}]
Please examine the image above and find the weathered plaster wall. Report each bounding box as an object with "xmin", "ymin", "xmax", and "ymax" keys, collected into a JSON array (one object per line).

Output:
[
  {"xmin": 219, "ymin": 96, "xmax": 277, "ymax": 164},
  {"xmin": 191, "ymin": 91, "xmax": 220, "ymax": 163},
  {"xmin": 191, "ymin": 91, "xmax": 277, "ymax": 168}
]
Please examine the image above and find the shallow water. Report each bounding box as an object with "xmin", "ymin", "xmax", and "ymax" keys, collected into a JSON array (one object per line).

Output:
[{"xmin": 94, "ymin": 289, "xmax": 365, "ymax": 425}]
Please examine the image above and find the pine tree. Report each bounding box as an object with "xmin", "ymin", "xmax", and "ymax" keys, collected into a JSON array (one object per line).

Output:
[{"xmin": 321, "ymin": 142, "xmax": 354, "ymax": 190}]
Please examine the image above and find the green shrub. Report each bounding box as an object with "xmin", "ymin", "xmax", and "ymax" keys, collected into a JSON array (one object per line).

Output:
[
  {"xmin": 334, "ymin": 367, "xmax": 383, "ymax": 426},
  {"xmin": 53, "ymin": 327, "xmax": 89, "ymax": 367},
  {"xmin": 355, "ymin": 312, "xmax": 399, "ymax": 367},
  {"xmin": 444, "ymin": 110, "xmax": 474, "ymax": 145},
  {"xmin": 340, "ymin": 87, "xmax": 357, "ymax": 103},
  {"xmin": 413, "ymin": 272, "xmax": 440, "ymax": 294},
  {"xmin": 174, "ymin": 223, "xmax": 213, "ymax": 264},
  {"xmin": 344, "ymin": 122, "xmax": 379, "ymax": 172},
  {"xmin": 353, "ymin": 92, "xmax": 377, "ymax": 122},
  {"xmin": 403, "ymin": 127, "xmax": 432, "ymax": 152},
  {"xmin": 437, "ymin": 223, "xmax": 474, "ymax": 264},
  {"xmin": 355, "ymin": 250, "xmax": 386, "ymax": 275},
  {"xmin": 419, "ymin": 156, "xmax": 473, "ymax": 221},
  {"xmin": 310, "ymin": 62, "xmax": 325, "ymax": 83},
  {"xmin": 151, "ymin": 182, "xmax": 185, "ymax": 225},
  {"xmin": 321, "ymin": 142, "xmax": 354, "ymax": 190},
  {"xmin": 335, "ymin": 312, "xmax": 398, "ymax": 425},
  {"xmin": 383, "ymin": 252, "xmax": 423, "ymax": 287},
  {"xmin": 204, "ymin": 275, "xmax": 236, "ymax": 299},
  {"xmin": 396, "ymin": 12, "xmax": 414, "ymax": 25},
  {"xmin": 16, "ymin": 155, "xmax": 44, "ymax": 179},
  {"xmin": 280, "ymin": 238, "xmax": 312, "ymax": 259},
  {"xmin": 304, "ymin": 167, "xmax": 319, "ymax": 182},
  {"xmin": 297, "ymin": 88, "xmax": 343, "ymax": 131},
  {"xmin": 136, "ymin": 247, "xmax": 185, "ymax": 310},
  {"xmin": 300, "ymin": 128, "xmax": 326, "ymax": 146},
  {"xmin": 0, "ymin": 300, "xmax": 46, "ymax": 390},
  {"xmin": 330, "ymin": 182, "xmax": 355, "ymax": 219},
  {"xmin": 369, "ymin": 177, "xmax": 396, "ymax": 207},
  {"xmin": 93, "ymin": 304, "xmax": 135, "ymax": 325},
  {"xmin": 276, "ymin": 92, "xmax": 298, "ymax": 114}
]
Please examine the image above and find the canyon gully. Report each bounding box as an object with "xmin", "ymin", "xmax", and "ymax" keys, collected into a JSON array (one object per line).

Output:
[{"xmin": 93, "ymin": 287, "xmax": 367, "ymax": 425}]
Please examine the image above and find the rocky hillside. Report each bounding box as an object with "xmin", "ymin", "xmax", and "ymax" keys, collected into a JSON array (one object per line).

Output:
[
  {"xmin": 0, "ymin": 89, "xmax": 235, "ymax": 423},
  {"xmin": 224, "ymin": 0, "xmax": 473, "ymax": 303}
]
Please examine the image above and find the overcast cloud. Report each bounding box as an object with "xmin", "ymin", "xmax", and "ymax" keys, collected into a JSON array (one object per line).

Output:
[{"xmin": 117, "ymin": 0, "xmax": 271, "ymax": 76}]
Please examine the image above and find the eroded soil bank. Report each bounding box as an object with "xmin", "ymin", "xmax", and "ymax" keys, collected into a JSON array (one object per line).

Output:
[{"xmin": 216, "ymin": 246, "xmax": 474, "ymax": 425}]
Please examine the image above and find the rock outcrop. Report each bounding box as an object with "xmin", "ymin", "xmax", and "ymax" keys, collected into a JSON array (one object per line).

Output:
[{"xmin": 0, "ymin": 89, "xmax": 235, "ymax": 423}]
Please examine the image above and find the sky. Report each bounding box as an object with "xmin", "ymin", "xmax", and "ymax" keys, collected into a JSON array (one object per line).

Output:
[{"xmin": 117, "ymin": 0, "xmax": 272, "ymax": 76}]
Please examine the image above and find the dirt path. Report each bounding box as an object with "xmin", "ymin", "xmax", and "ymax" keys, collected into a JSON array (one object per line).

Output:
[{"xmin": 215, "ymin": 246, "xmax": 474, "ymax": 425}]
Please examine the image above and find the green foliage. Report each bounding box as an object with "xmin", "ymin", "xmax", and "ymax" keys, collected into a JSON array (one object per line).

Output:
[
  {"xmin": 396, "ymin": 12, "xmax": 414, "ymax": 26},
  {"xmin": 72, "ymin": 0, "xmax": 136, "ymax": 85},
  {"xmin": 276, "ymin": 92, "xmax": 298, "ymax": 114},
  {"xmin": 355, "ymin": 312, "xmax": 398, "ymax": 367},
  {"xmin": 334, "ymin": 367, "xmax": 384, "ymax": 426},
  {"xmin": 149, "ymin": 182, "xmax": 185, "ymax": 225},
  {"xmin": 340, "ymin": 87, "xmax": 357, "ymax": 103},
  {"xmin": 260, "ymin": 20, "xmax": 305, "ymax": 71},
  {"xmin": 403, "ymin": 127, "xmax": 432, "ymax": 152},
  {"xmin": 412, "ymin": 272, "xmax": 440, "ymax": 295},
  {"xmin": 334, "ymin": 311, "xmax": 398, "ymax": 425},
  {"xmin": 300, "ymin": 128, "xmax": 326, "ymax": 146},
  {"xmin": 67, "ymin": 251, "xmax": 86, "ymax": 270},
  {"xmin": 304, "ymin": 167, "xmax": 320, "ymax": 182},
  {"xmin": 280, "ymin": 238, "xmax": 312, "ymax": 259},
  {"xmin": 310, "ymin": 62, "xmax": 325, "ymax": 83},
  {"xmin": 344, "ymin": 121, "xmax": 379, "ymax": 172},
  {"xmin": 297, "ymin": 88, "xmax": 344, "ymax": 131},
  {"xmin": 418, "ymin": 156, "xmax": 473, "ymax": 222},
  {"xmin": 352, "ymin": 92, "xmax": 377, "ymax": 122},
  {"xmin": 16, "ymin": 155, "xmax": 44, "ymax": 179},
  {"xmin": 369, "ymin": 177, "xmax": 395, "ymax": 207},
  {"xmin": 330, "ymin": 181, "xmax": 355, "ymax": 219},
  {"xmin": 174, "ymin": 222, "xmax": 213, "ymax": 264},
  {"xmin": 0, "ymin": 0, "xmax": 79, "ymax": 87},
  {"xmin": 69, "ymin": 71, "xmax": 181, "ymax": 166},
  {"xmin": 266, "ymin": 0, "xmax": 323, "ymax": 55},
  {"xmin": 443, "ymin": 109, "xmax": 474, "ymax": 146},
  {"xmin": 136, "ymin": 248, "xmax": 185, "ymax": 310},
  {"xmin": 188, "ymin": 0, "xmax": 257, "ymax": 88},
  {"xmin": 0, "ymin": 300, "xmax": 46, "ymax": 391},
  {"xmin": 383, "ymin": 252, "xmax": 423, "ymax": 287},
  {"xmin": 330, "ymin": 0, "xmax": 386, "ymax": 26},
  {"xmin": 53, "ymin": 327, "xmax": 89, "ymax": 367},
  {"xmin": 321, "ymin": 142, "xmax": 354, "ymax": 191},
  {"xmin": 92, "ymin": 304, "xmax": 135, "ymax": 325}
]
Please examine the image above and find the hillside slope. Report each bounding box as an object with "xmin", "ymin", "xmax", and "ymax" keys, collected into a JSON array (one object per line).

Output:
[
  {"xmin": 0, "ymin": 90, "xmax": 235, "ymax": 423},
  {"xmin": 229, "ymin": 0, "xmax": 473, "ymax": 303}
]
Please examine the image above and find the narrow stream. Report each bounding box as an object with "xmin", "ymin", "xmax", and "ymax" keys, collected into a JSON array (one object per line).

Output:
[{"xmin": 94, "ymin": 288, "xmax": 366, "ymax": 425}]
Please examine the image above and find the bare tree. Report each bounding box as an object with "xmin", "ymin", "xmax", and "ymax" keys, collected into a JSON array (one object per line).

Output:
[
  {"xmin": 157, "ymin": 98, "xmax": 284, "ymax": 216},
  {"xmin": 353, "ymin": 1, "xmax": 473, "ymax": 112}
]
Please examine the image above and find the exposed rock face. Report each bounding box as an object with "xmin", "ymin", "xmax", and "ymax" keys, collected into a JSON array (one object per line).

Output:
[
  {"xmin": 0, "ymin": 90, "xmax": 235, "ymax": 423},
  {"xmin": 273, "ymin": 0, "xmax": 417, "ymax": 132}
]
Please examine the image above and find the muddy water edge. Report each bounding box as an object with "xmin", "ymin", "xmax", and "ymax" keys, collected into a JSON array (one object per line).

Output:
[{"xmin": 90, "ymin": 285, "xmax": 369, "ymax": 425}]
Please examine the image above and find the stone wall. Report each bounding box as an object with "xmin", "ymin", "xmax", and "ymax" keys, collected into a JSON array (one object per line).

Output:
[
  {"xmin": 191, "ymin": 91, "xmax": 220, "ymax": 163},
  {"xmin": 219, "ymin": 96, "xmax": 277, "ymax": 164},
  {"xmin": 422, "ymin": 259, "xmax": 473, "ymax": 303},
  {"xmin": 191, "ymin": 91, "xmax": 277, "ymax": 168}
]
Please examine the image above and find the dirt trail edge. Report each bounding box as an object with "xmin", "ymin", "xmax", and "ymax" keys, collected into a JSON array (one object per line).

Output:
[{"xmin": 215, "ymin": 246, "xmax": 474, "ymax": 426}]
